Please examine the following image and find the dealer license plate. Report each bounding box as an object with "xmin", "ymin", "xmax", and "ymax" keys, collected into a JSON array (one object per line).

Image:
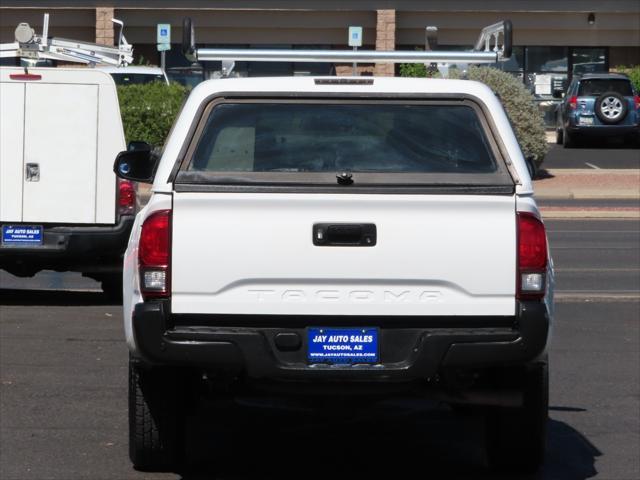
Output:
[
  {"xmin": 1, "ymin": 225, "xmax": 43, "ymax": 246},
  {"xmin": 578, "ymin": 116, "xmax": 594, "ymax": 125},
  {"xmin": 308, "ymin": 328, "xmax": 379, "ymax": 364}
]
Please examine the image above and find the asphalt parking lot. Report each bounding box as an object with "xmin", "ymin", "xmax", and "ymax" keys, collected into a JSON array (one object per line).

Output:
[
  {"xmin": 1, "ymin": 218, "xmax": 639, "ymax": 480},
  {"xmin": 543, "ymin": 143, "xmax": 640, "ymax": 170}
]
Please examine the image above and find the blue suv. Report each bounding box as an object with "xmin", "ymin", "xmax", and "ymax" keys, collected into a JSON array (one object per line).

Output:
[{"xmin": 555, "ymin": 73, "xmax": 639, "ymax": 147}]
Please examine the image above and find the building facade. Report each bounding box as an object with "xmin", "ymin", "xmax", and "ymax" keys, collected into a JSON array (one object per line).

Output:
[{"xmin": 2, "ymin": 1, "xmax": 639, "ymax": 95}]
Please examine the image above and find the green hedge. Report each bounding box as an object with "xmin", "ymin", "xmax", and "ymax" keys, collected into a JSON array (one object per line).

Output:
[
  {"xmin": 398, "ymin": 63, "xmax": 439, "ymax": 78},
  {"xmin": 117, "ymin": 82, "xmax": 189, "ymax": 147},
  {"xmin": 462, "ymin": 67, "xmax": 548, "ymax": 167},
  {"xmin": 399, "ymin": 64, "xmax": 548, "ymax": 168}
]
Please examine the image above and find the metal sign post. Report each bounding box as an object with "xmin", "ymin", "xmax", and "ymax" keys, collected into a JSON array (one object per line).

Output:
[
  {"xmin": 424, "ymin": 26, "xmax": 439, "ymax": 75},
  {"xmin": 157, "ymin": 23, "xmax": 171, "ymax": 70},
  {"xmin": 348, "ymin": 26, "xmax": 362, "ymax": 76}
]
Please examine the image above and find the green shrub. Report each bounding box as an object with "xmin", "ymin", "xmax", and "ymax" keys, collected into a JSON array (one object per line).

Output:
[
  {"xmin": 614, "ymin": 65, "xmax": 640, "ymax": 92},
  {"xmin": 398, "ymin": 63, "xmax": 439, "ymax": 78},
  {"xmin": 398, "ymin": 64, "xmax": 548, "ymax": 168},
  {"xmin": 464, "ymin": 67, "xmax": 548, "ymax": 167},
  {"xmin": 399, "ymin": 63, "xmax": 427, "ymax": 78},
  {"xmin": 117, "ymin": 82, "xmax": 189, "ymax": 147}
]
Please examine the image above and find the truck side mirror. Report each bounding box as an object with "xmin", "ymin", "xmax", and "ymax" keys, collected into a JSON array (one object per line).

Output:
[{"xmin": 114, "ymin": 141, "xmax": 158, "ymax": 183}]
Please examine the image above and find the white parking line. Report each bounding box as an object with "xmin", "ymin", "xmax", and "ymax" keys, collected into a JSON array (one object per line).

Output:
[{"xmin": 584, "ymin": 162, "xmax": 601, "ymax": 169}]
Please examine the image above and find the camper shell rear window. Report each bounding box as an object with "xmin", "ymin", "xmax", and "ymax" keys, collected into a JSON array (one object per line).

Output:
[{"xmin": 175, "ymin": 97, "xmax": 515, "ymax": 193}]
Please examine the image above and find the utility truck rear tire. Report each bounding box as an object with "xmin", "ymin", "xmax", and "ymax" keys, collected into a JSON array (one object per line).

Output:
[{"xmin": 101, "ymin": 274, "xmax": 123, "ymax": 302}]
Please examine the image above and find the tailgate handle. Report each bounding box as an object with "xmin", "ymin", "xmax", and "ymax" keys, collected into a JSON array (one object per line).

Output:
[{"xmin": 313, "ymin": 223, "xmax": 376, "ymax": 247}]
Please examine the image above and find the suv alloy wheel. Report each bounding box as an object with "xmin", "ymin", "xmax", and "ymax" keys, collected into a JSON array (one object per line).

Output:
[{"xmin": 595, "ymin": 91, "xmax": 628, "ymax": 124}]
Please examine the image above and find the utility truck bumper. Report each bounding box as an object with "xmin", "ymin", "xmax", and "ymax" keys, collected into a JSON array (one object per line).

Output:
[
  {"xmin": 132, "ymin": 300, "xmax": 549, "ymax": 384},
  {"xmin": 0, "ymin": 215, "xmax": 134, "ymax": 275}
]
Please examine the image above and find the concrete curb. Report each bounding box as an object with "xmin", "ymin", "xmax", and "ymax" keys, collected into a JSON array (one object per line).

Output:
[{"xmin": 533, "ymin": 169, "xmax": 640, "ymax": 200}]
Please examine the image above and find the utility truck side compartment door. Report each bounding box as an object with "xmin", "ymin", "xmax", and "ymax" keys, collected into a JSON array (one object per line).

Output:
[
  {"xmin": 0, "ymin": 82, "xmax": 25, "ymax": 222},
  {"xmin": 22, "ymin": 83, "xmax": 98, "ymax": 224}
]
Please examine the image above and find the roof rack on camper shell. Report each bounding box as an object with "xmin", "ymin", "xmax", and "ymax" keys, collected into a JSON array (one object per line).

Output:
[
  {"xmin": 180, "ymin": 17, "xmax": 513, "ymax": 76},
  {"xmin": 0, "ymin": 13, "xmax": 133, "ymax": 67}
]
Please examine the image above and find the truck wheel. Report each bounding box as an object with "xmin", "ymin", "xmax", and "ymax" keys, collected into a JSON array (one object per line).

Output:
[
  {"xmin": 562, "ymin": 129, "xmax": 575, "ymax": 148},
  {"xmin": 129, "ymin": 357, "xmax": 185, "ymax": 471},
  {"xmin": 101, "ymin": 275, "xmax": 123, "ymax": 302},
  {"xmin": 485, "ymin": 362, "xmax": 548, "ymax": 473}
]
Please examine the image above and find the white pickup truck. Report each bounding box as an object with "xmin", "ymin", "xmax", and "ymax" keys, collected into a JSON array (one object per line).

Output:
[{"xmin": 116, "ymin": 20, "xmax": 553, "ymax": 474}]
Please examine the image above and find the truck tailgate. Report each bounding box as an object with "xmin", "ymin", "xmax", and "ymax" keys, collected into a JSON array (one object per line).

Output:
[{"xmin": 171, "ymin": 193, "xmax": 516, "ymax": 316}]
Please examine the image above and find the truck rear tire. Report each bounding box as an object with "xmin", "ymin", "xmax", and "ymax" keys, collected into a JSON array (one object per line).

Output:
[
  {"xmin": 128, "ymin": 357, "xmax": 185, "ymax": 471},
  {"xmin": 562, "ymin": 129, "xmax": 575, "ymax": 148},
  {"xmin": 485, "ymin": 362, "xmax": 548, "ymax": 473},
  {"xmin": 100, "ymin": 274, "xmax": 123, "ymax": 302}
]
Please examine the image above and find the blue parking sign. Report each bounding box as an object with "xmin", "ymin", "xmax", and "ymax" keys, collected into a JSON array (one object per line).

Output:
[
  {"xmin": 348, "ymin": 26, "xmax": 363, "ymax": 47},
  {"xmin": 157, "ymin": 23, "xmax": 171, "ymax": 44}
]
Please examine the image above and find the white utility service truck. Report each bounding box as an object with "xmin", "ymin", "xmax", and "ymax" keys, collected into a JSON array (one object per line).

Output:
[
  {"xmin": 0, "ymin": 15, "xmax": 136, "ymax": 296},
  {"xmin": 116, "ymin": 19, "xmax": 554, "ymax": 473}
]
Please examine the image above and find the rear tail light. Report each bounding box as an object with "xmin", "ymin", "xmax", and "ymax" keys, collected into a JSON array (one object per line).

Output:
[
  {"xmin": 568, "ymin": 95, "xmax": 578, "ymax": 110},
  {"xmin": 138, "ymin": 210, "xmax": 171, "ymax": 299},
  {"xmin": 517, "ymin": 212, "xmax": 548, "ymax": 300},
  {"xmin": 634, "ymin": 95, "xmax": 640, "ymax": 110},
  {"xmin": 118, "ymin": 179, "xmax": 136, "ymax": 216}
]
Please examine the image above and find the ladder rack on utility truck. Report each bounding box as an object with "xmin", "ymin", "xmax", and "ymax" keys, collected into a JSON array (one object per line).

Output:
[{"xmin": 0, "ymin": 13, "xmax": 133, "ymax": 67}]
